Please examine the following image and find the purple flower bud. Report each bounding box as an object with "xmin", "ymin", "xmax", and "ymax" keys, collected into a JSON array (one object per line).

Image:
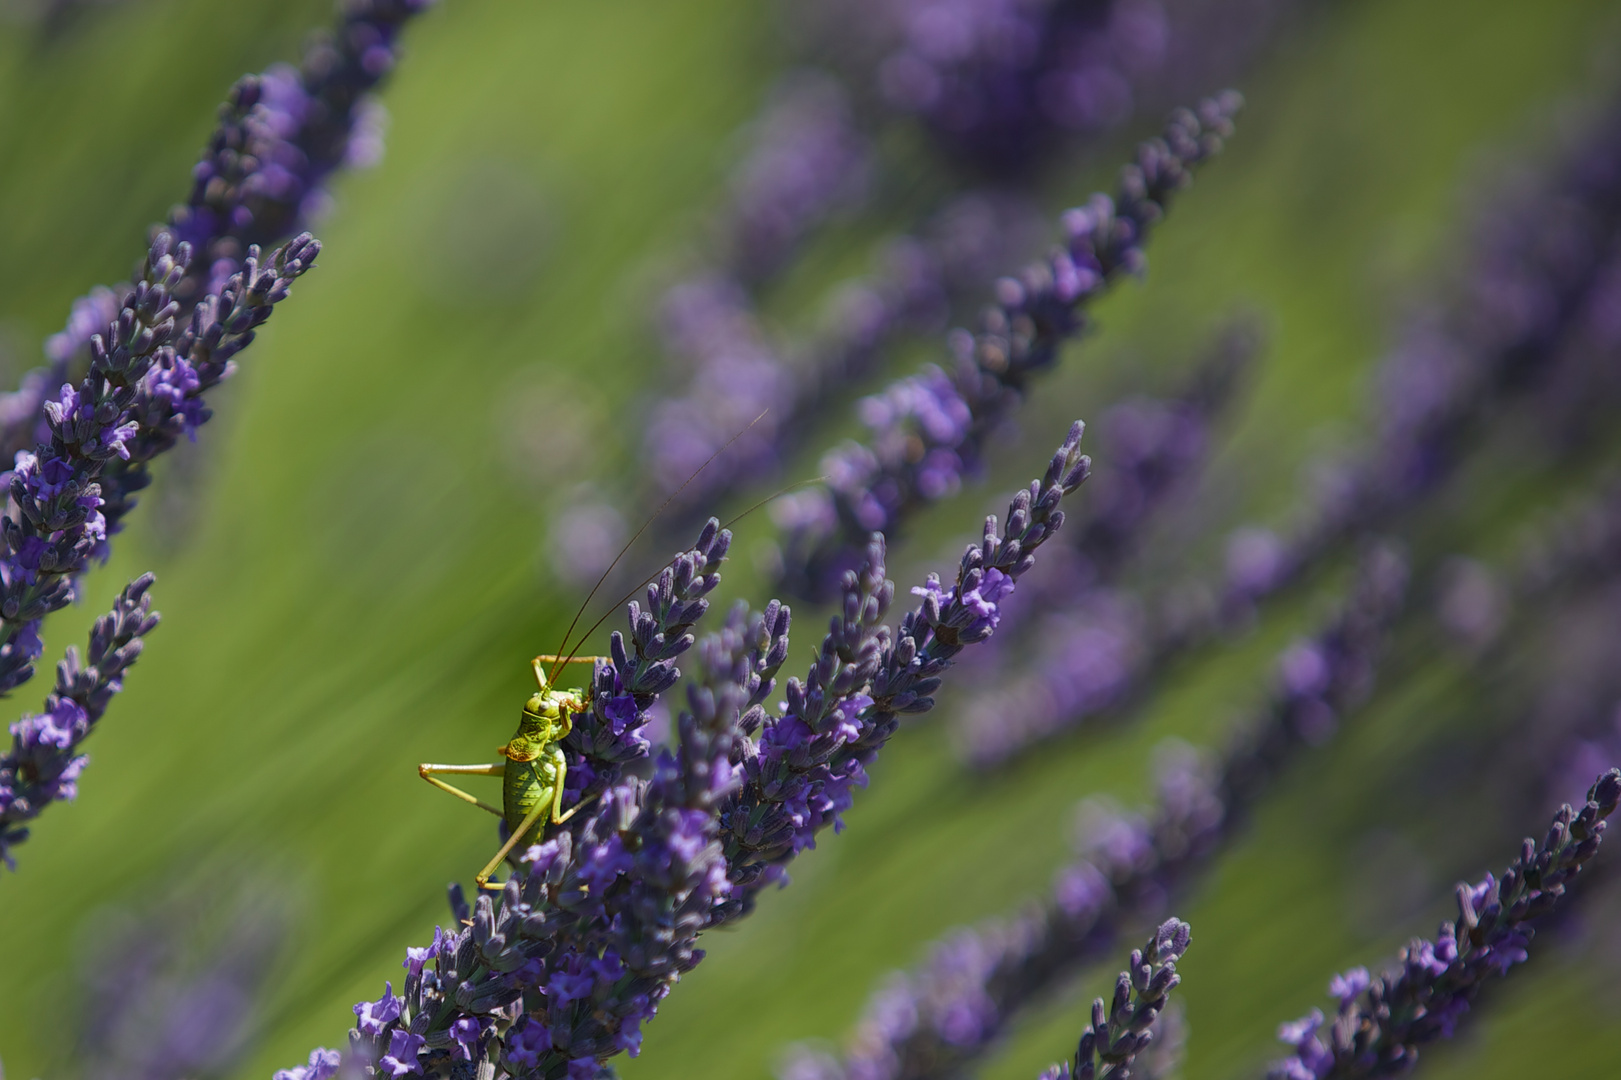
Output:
[
  {"xmin": 353, "ymin": 982, "xmax": 402, "ymax": 1036},
  {"xmin": 273, "ymin": 1048, "xmax": 341, "ymax": 1080},
  {"xmin": 379, "ymin": 1029, "xmax": 425, "ymax": 1077},
  {"xmin": 1327, "ymin": 967, "xmax": 1369, "ymax": 1006}
]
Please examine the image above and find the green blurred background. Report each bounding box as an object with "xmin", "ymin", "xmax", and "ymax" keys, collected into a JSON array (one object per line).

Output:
[{"xmin": 2, "ymin": 0, "xmax": 1621, "ymax": 1078}]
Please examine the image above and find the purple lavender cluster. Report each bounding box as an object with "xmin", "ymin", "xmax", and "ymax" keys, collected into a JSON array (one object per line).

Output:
[
  {"xmin": 775, "ymin": 92, "xmax": 1241, "ymax": 599},
  {"xmin": 7, "ymin": 0, "xmax": 431, "ymax": 462},
  {"xmin": 167, "ymin": 0, "xmax": 433, "ymax": 283},
  {"xmin": 275, "ymin": 421, "xmax": 1091, "ymax": 1078},
  {"xmin": 719, "ymin": 420, "xmax": 1091, "ymax": 913},
  {"xmin": 945, "ymin": 98, "xmax": 1621, "ymax": 770},
  {"xmin": 73, "ymin": 889, "xmax": 287, "ymax": 1080},
  {"xmin": 1035, "ymin": 917, "xmax": 1190, "ymax": 1080},
  {"xmin": 786, "ymin": 544, "xmax": 1405, "ymax": 1080},
  {"xmin": 953, "ymin": 328, "xmax": 1253, "ymax": 763},
  {"xmin": 0, "ymin": 232, "xmax": 316, "ymax": 701},
  {"xmin": 0, "ymin": 574, "xmax": 160, "ymax": 869},
  {"xmin": 1270, "ymin": 768, "xmax": 1621, "ymax": 1079},
  {"xmin": 866, "ymin": 0, "xmax": 1172, "ymax": 171}
]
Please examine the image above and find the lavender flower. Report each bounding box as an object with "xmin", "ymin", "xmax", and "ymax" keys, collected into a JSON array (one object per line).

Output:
[
  {"xmin": 6, "ymin": 0, "xmax": 430, "ymax": 460},
  {"xmin": 792, "ymin": 544, "xmax": 1406, "ymax": 1080},
  {"xmin": 277, "ymin": 421, "xmax": 1090, "ymax": 1078},
  {"xmin": 1035, "ymin": 918, "xmax": 1190, "ymax": 1080},
  {"xmin": 0, "ymin": 574, "xmax": 160, "ymax": 870},
  {"xmin": 0, "ymin": 231, "xmax": 315, "ymax": 698},
  {"xmin": 718, "ymin": 420, "xmax": 1091, "ymax": 913},
  {"xmin": 73, "ymin": 888, "xmax": 287, "ymax": 1080},
  {"xmin": 1268, "ymin": 768, "xmax": 1621, "ymax": 1079},
  {"xmin": 100, "ymin": 233, "xmax": 322, "ymax": 542},
  {"xmin": 169, "ymin": 0, "xmax": 432, "ymax": 281},
  {"xmin": 643, "ymin": 195, "xmax": 1043, "ymax": 517},
  {"xmin": 563, "ymin": 518, "xmax": 733, "ymax": 771},
  {"xmin": 952, "ymin": 326, "xmax": 1254, "ymax": 761},
  {"xmin": 722, "ymin": 73, "xmax": 874, "ymax": 282},
  {"xmin": 0, "ymin": 238, "xmax": 184, "ymax": 696},
  {"xmin": 775, "ymin": 93, "xmax": 1240, "ymax": 599},
  {"xmin": 954, "ymin": 95, "xmax": 1621, "ymax": 767},
  {"xmin": 866, "ymin": 0, "xmax": 1173, "ymax": 172}
]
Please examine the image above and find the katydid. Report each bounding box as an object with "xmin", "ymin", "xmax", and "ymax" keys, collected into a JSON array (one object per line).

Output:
[{"xmin": 418, "ymin": 654, "xmax": 601, "ymax": 891}]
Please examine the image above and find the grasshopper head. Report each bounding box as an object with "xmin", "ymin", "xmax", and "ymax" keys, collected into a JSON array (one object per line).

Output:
[{"xmin": 521, "ymin": 688, "xmax": 584, "ymax": 742}]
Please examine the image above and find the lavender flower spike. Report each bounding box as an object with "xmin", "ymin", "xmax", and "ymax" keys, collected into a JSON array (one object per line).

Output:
[
  {"xmin": 5, "ymin": 2, "xmax": 428, "ymax": 464},
  {"xmin": 0, "ymin": 574, "xmax": 161, "ymax": 870},
  {"xmin": 785, "ymin": 544, "xmax": 1406, "ymax": 1080},
  {"xmin": 718, "ymin": 420, "xmax": 1092, "ymax": 918},
  {"xmin": 776, "ymin": 93, "xmax": 1241, "ymax": 598},
  {"xmin": 0, "ymin": 234, "xmax": 185, "ymax": 695},
  {"xmin": 100, "ymin": 233, "xmax": 322, "ymax": 545},
  {"xmin": 1269, "ymin": 768, "xmax": 1621, "ymax": 1079},
  {"xmin": 279, "ymin": 522, "xmax": 738, "ymax": 1077},
  {"xmin": 0, "ymin": 231, "xmax": 316, "ymax": 699},
  {"xmin": 1037, "ymin": 918, "xmax": 1192, "ymax": 1080},
  {"xmin": 285, "ymin": 425, "xmax": 1089, "ymax": 1077}
]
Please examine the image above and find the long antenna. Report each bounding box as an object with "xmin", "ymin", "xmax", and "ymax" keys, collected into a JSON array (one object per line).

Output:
[
  {"xmin": 553, "ymin": 475, "xmax": 828, "ymax": 683},
  {"xmin": 549, "ymin": 409, "xmax": 769, "ymax": 685},
  {"xmin": 720, "ymin": 475, "xmax": 826, "ymax": 533}
]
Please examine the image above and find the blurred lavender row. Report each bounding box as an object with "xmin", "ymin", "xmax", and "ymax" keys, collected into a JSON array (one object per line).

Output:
[
  {"xmin": 773, "ymin": 92, "xmax": 1240, "ymax": 599},
  {"xmin": 955, "ymin": 91, "xmax": 1621, "ymax": 766},
  {"xmin": 950, "ymin": 324, "xmax": 1253, "ymax": 761},
  {"xmin": 793, "ymin": 456, "xmax": 1621, "ymax": 1080},
  {"xmin": 641, "ymin": 189, "xmax": 1044, "ymax": 518},
  {"xmin": 795, "ymin": 0, "xmax": 1301, "ymax": 175},
  {"xmin": 620, "ymin": 0, "xmax": 1301, "ymax": 563},
  {"xmin": 784, "ymin": 542, "xmax": 1405, "ymax": 1080},
  {"xmin": 71, "ymin": 888, "xmax": 288, "ymax": 1080}
]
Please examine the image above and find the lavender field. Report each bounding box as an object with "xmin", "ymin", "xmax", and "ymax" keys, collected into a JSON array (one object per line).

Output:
[{"xmin": 2, "ymin": 1, "xmax": 1620, "ymax": 1078}]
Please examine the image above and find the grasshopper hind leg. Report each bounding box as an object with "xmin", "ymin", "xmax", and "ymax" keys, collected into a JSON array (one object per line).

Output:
[
  {"xmin": 476, "ymin": 747, "xmax": 571, "ymax": 891},
  {"xmin": 418, "ymin": 762, "xmax": 506, "ymax": 818}
]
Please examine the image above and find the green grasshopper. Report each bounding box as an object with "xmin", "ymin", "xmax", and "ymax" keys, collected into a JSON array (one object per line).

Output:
[
  {"xmin": 418, "ymin": 653, "xmax": 602, "ymax": 890},
  {"xmin": 418, "ymin": 414, "xmax": 790, "ymax": 890}
]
